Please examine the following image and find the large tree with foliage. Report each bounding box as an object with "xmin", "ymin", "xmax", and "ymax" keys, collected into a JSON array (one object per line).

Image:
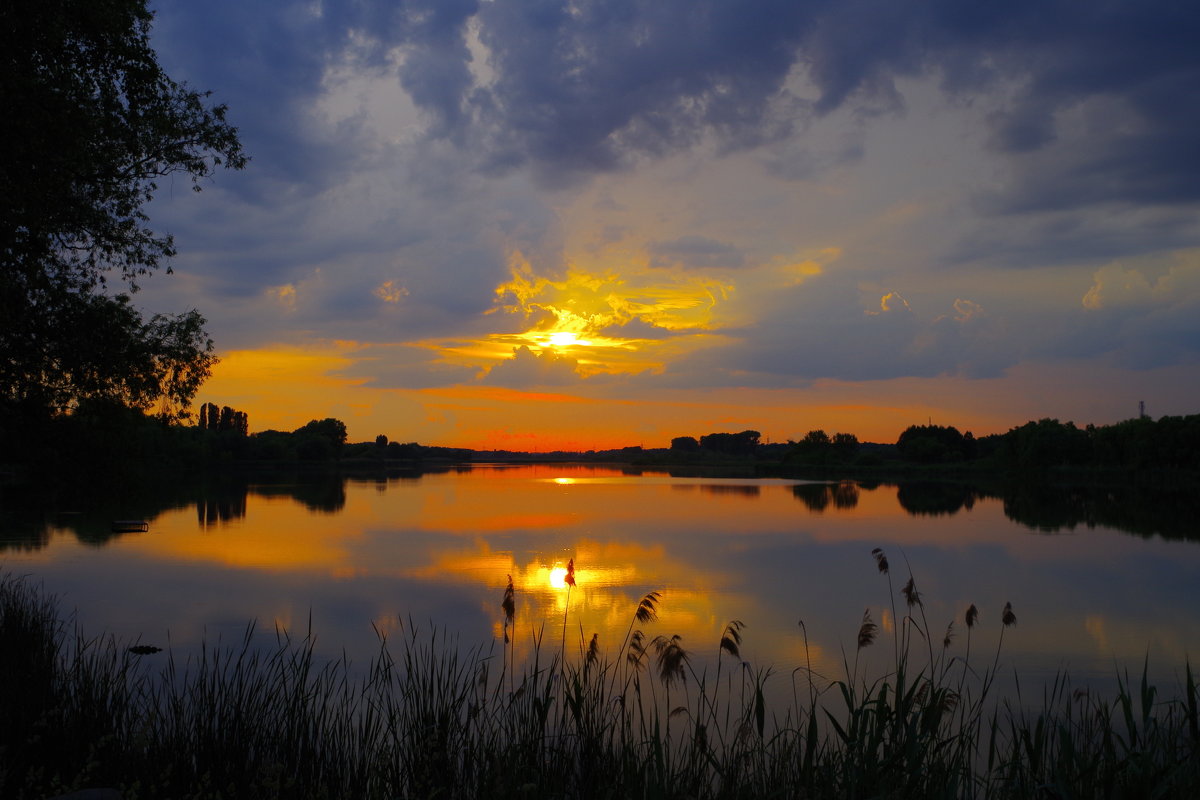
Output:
[{"xmin": 0, "ymin": 0, "xmax": 245, "ymax": 423}]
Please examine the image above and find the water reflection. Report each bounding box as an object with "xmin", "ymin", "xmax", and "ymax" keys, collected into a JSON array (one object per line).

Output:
[
  {"xmin": 895, "ymin": 482, "xmax": 981, "ymax": 516},
  {"xmin": 1000, "ymin": 483, "xmax": 1200, "ymax": 540},
  {"xmin": 6, "ymin": 470, "xmax": 1200, "ymax": 551},
  {"xmin": 2, "ymin": 464, "xmax": 1198, "ymax": 708},
  {"xmin": 792, "ymin": 481, "xmax": 859, "ymax": 511},
  {"xmin": 197, "ymin": 478, "xmax": 248, "ymax": 527},
  {"xmin": 700, "ymin": 484, "xmax": 760, "ymax": 498}
]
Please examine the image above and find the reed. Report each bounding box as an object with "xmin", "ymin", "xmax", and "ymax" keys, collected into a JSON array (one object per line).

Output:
[{"xmin": 2, "ymin": 566, "xmax": 1197, "ymax": 799}]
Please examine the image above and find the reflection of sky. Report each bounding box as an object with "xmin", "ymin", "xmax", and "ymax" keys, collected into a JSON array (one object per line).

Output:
[{"xmin": 6, "ymin": 466, "xmax": 1200, "ymax": 699}]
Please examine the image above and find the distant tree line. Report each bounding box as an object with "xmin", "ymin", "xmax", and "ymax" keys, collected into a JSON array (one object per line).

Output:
[
  {"xmin": 784, "ymin": 429, "xmax": 861, "ymax": 466},
  {"xmin": 670, "ymin": 430, "xmax": 763, "ymax": 458},
  {"xmin": 663, "ymin": 415, "xmax": 1200, "ymax": 474},
  {"xmin": 995, "ymin": 415, "xmax": 1200, "ymax": 472},
  {"xmin": 666, "ymin": 427, "xmax": 860, "ymax": 465},
  {"xmin": 341, "ymin": 434, "xmax": 473, "ymax": 463},
  {"xmin": 879, "ymin": 416, "xmax": 1200, "ymax": 473},
  {"xmin": 199, "ymin": 416, "xmax": 348, "ymax": 463}
]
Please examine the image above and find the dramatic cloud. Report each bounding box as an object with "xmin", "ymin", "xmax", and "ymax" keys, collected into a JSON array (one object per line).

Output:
[{"xmin": 134, "ymin": 0, "xmax": 1200, "ymax": 444}]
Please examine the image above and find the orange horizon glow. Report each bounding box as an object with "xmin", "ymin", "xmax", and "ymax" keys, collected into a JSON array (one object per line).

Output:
[
  {"xmin": 196, "ymin": 343, "xmax": 1126, "ymax": 455},
  {"xmin": 188, "ymin": 255, "xmax": 1106, "ymax": 452}
]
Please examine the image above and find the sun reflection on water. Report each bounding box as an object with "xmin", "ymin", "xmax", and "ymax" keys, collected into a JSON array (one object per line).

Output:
[{"xmin": 19, "ymin": 463, "xmax": 1199, "ymax": 708}]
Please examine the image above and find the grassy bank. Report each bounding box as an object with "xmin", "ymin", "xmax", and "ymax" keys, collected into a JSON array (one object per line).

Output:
[{"xmin": 2, "ymin": 568, "xmax": 1197, "ymax": 799}]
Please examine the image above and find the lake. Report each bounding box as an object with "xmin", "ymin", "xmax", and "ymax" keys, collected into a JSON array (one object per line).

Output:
[{"xmin": 2, "ymin": 464, "xmax": 1198, "ymax": 702}]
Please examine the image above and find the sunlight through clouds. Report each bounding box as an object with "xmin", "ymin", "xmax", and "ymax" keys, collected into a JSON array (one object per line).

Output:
[{"xmin": 413, "ymin": 254, "xmax": 743, "ymax": 380}]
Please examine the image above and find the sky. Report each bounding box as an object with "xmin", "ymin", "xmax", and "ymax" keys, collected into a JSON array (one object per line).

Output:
[{"xmin": 135, "ymin": 0, "xmax": 1200, "ymax": 450}]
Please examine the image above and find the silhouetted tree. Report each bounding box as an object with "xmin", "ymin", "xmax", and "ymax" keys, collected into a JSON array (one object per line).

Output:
[
  {"xmin": 670, "ymin": 435, "xmax": 700, "ymax": 452},
  {"xmin": 896, "ymin": 424, "xmax": 974, "ymax": 463},
  {"xmin": 699, "ymin": 430, "xmax": 761, "ymax": 456},
  {"xmin": 388, "ymin": 441, "xmax": 420, "ymax": 459},
  {"xmin": 0, "ymin": 0, "xmax": 245, "ymax": 426},
  {"xmin": 833, "ymin": 432, "xmax": 859, "ymax": 457},
  {"xmin": 292, "ymin": 418, "xmax": 348, "ymax": 461},
  {"xmin": 786, "ymin": 429, "xmax": 859, "ymax": 465},
  {"xmin": 998, "ymin": 418, "xmax": 1090, "ymax": 469},
  {"xmin": 197, "ymin": 402, "xmax": 246, "ymax": 437},
  {"xmin": 802, "ymin": 429, "xmax": 831, "ymax": 447}
]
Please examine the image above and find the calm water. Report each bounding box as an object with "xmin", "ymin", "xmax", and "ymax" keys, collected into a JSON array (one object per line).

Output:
[{"xmin": 2, "ymin": 464, "xmax": 1198, "ymax": 700}]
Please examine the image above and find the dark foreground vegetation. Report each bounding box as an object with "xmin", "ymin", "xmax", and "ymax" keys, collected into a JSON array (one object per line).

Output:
[{"xmin": 3, "ymin": 564, "xmax": 1197, "ymax": 800}]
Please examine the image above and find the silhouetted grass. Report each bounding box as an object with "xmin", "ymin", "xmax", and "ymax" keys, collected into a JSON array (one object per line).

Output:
[{"xmin": 2, "ymin": 566, "xmax": 1197, "ymax": 799}]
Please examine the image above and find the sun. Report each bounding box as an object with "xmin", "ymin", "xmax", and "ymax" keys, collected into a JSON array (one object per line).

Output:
[{"xmin": 547, "ymin": 331, "xmax": 580, "ymax": 348}]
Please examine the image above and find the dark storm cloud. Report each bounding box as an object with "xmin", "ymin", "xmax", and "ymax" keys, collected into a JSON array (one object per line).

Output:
[
  {"xmin": 152, "ymin": 2, "xmax": 371, "ymax": 192},
  {"xmin": 458, "ymin": 0, "xmax": 1200, "ymax": 209},
  {"xmin": 802, "ymin": 0, "xmax": 1200, "ymax": 213},
  {"xmin": 948, "ymin": 208, "xmax": 1200, "ymax": 269},
  {"xmin": 395, "ymin": 0, "xmax": 480, "ymax": 140},
  {"xmin": 153, "ymin": 0, "xmax": 1200, "ymax": 208},
  {"xmin": 465, "ymin": 0, "xmax": 818, "ymax": 180}
]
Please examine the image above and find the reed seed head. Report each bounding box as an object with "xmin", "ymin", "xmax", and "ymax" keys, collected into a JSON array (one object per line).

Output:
[
  {"xmin": 965, "ymin": 603, "xmax": 978, "ymax": 628},
  {"xmin": 501, "ymin": 574, "xmax": 515, "ymax": 623},
  {"xmin": 566, "ymin": 558, "xmax": 576, "ymax": 587},
  {"xmin": 901, "ymin": 576, "xmax": 921, "ymax": 608},
  {"xmin": 943, "ymin": 621, "xmax": 955, "ymax": 649},
  {"xmin": 871, "ymin": 547, "xmax": 889, "ymax": 575},
  {"xmin": 586, "ymin": 633, "xmax": 599, "ymax": 667},
  {"xmin": 635, "ymin": 591, "xmax": 661, "ymax": 624},
  {"xmin": 627, "ymin": 629, "xmax": 647, "ymax": 669},
  {"xmin": 1002, "ymin": 602, "xmax": 1016, "ymax": 627},
  {"xmin": 857, "ymin": 609, "xmax": 878, "ymax": 650},
  {"xmin": 653, "ymin": 633, "xmax": 689, "ymax": 688},
  {"xmin": 720, "ymin": 620, "xmax": 745, "ymax": 659}
]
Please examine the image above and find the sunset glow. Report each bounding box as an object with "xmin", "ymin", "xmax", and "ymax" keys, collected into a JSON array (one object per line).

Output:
[
  {"xmin": 133, "ymin": 2, "xmax": 1198, "ymax": 450},
  {"xmin": 547, "ymin": 331, "xmax": 581, "ymax": 348}
]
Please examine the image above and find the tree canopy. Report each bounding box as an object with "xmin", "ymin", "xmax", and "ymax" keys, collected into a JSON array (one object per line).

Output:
[{"xmin": 1, "ymin": 0, "xmax": 245, "ymax": 424}]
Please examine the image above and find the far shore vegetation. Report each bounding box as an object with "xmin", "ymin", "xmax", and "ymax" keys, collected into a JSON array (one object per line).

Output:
[{"xmin": 4, "ymin": 397, "xmax": 1199, "ymax": 490}]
